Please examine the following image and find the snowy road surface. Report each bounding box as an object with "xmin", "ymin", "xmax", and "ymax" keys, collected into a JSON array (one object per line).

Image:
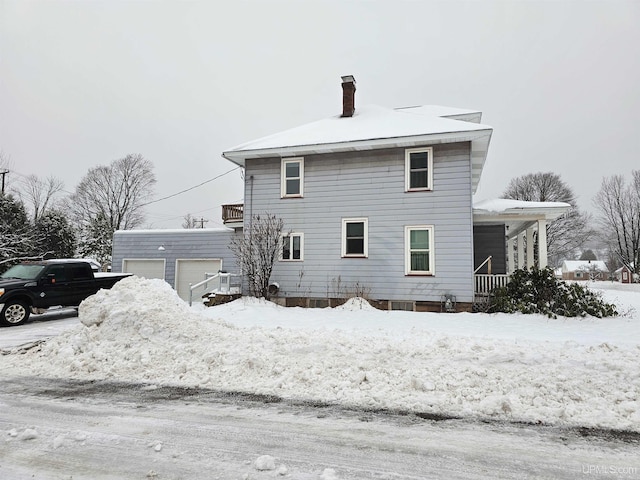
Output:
[
  {"xmin": 0, "ymin": 308, "xmax": 78, "ymax": 349},
  {"xmin": 1, "ymin": 377, "xmax": 638, "ymax": 480},
  {"xmin": 1, "ymin": 279, "xmax": 639, "ymax": 478}
]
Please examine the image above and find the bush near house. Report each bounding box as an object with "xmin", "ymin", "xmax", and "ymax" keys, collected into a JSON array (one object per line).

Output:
[{"xmin": 488, "ymin": 268, "xmax": 618, "ymax": 318}]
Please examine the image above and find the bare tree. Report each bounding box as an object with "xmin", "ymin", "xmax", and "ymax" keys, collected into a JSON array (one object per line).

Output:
[
  {"xmin": 19, "ymin": 175, "xmax": 65, "ymax": 222},
  {"xmin": 69, "ymin": 154, "xmax": 155, "ymax": 231},
  {"xmin": 182, "ymin": 214, "xmax": 208, "ymax": 229},
  {"xmin": 593, "ymin": 170, "xmax": 640, "ymax": 276},
  {"xmin": 503, "ymin": 172, "xmax": 594, "ymax": 265},
  {"xmin": 182, "ymin": 213, "xmax": 199, "ymax": 229},
  {"xmin": 229, "ymin": 213, "xmax": 284, "ymax": 298},
  {"xmin": 69, "ymin": 154, "xmax": 156, "ymax": 263}
]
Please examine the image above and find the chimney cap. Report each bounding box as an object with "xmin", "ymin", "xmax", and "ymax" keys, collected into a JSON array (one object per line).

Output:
[{"xmin": 341, "ymin": 75, "xmax": 356, "ymax": 84}]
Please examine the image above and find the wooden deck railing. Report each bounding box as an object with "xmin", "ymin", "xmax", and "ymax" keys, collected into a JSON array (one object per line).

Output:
[{"xmin": 222, "ymin": 204, "xmax": 243, "ymax": 224}]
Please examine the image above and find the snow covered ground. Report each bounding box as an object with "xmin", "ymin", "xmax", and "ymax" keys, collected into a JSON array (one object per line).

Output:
[{"xmin": 1, "ymin": 277, "xmax": 639, "ymax": 433}]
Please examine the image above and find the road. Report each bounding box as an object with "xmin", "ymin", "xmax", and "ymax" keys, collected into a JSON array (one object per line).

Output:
[
  {"xmin": 0, "ymin": 308, "xmax": 78, "ymax": 349},
  {"xmin": 1, "ymin": 313, "xmax": 639, "ymax": 479},
  {"xmin": 0, "ymin": 376, "xmax": 638, "ymax": 480}
]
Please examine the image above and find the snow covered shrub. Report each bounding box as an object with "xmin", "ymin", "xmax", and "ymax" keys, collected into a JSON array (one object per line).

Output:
[{"xmin": 488, "ymin": 268, "xmax": 618, "ymax": 318}]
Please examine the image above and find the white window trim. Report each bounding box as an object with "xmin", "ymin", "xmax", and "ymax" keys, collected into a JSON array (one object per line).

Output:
[
  {"xmin": 280, "ymin": 232, "xmax": 304, "ymax": 261},
  {"xmin": 405, "ymin": 147, "xmax": 433, "ymax": 192},
  {"xmin": 281, "ymin": 157, "xmax": 304, "ymax": 198},
  {"xmin": 405, "ymin": 225, "xmax": 435, "ymax": 275},
  {"xmin": 341, "ymin": 218, "xmax": 368, "ymax": 258}
]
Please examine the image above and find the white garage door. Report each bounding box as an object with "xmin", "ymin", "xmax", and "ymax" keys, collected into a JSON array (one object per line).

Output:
[
  {"xmin": 122, "ymin": 259, "xmax": 166, "ymax": 280},
  {"xmin": 175, "ymin": 259, "xmax": 222, "ymax": 302}
]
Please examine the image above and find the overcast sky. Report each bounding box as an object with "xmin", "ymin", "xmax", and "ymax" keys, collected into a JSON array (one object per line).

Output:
[{"xmin": 1, "ymin": 0, "xmax": 638, "ymax": 228}]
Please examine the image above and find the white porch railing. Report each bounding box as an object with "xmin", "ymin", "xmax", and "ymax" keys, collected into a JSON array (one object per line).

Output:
[
  {"xmin": 474, "ymin": 274, "xmax": 510, "ymax": 296},
  {"xmin": 189, "ymin": 272, "xmax": 241, "ymax": 306}
]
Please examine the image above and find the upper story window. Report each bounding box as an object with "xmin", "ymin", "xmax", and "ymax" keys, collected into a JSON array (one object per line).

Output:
[
  {"xmin": 281, "ymin": 233, "xmax": 304, "ymax": 261},
  {"xmin": 281, "ymin": 157, "xmax": 304, "ymax": 198},
  {"xmin": 405, "ymin": 225, "xmax": 434, "ymax": 275},
  {"xmin": 405, "ymin": 147, "xmax": 433, "ymax": 191},
  {"xmin": 342, "ymin": 218, "xmax": 368, "ymax": 258}
]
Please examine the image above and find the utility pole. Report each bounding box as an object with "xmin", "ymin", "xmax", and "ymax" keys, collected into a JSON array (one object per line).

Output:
[
  {"xmin": 0, "ymin": 169, "xmax": 8, "ymax": 195},
  {"xmin": 197, "ymin": 217, "xmax": 209, "ymax": 229}
]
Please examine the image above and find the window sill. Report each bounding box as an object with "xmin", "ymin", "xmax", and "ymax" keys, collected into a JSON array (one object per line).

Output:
[
  {"xmin": 341, "ymin": 255, "xmax": 368, "ymax": 259},
  {"xmin": 281, "ymin": 195, "xmax": 303, "ymax": 199},
  {"xmin": 405, "ymin": 188, "xmax": 433, "ymax": 193},
  {"xmin": 405, "ymin": 272, "xmax": 434, "ymax": 276}
]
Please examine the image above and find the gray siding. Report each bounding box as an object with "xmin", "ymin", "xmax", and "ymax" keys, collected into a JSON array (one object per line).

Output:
[
  {"xmin": 244, "ymin": 143, "xmax": 476, "ymax": 303},
  {"xmin": 111, "ymin": 229, "xmax": 240, "ymax": 288}
]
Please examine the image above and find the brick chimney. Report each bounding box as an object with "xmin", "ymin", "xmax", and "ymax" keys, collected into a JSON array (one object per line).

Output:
[{"xmin": 341, "ymin": 75, "xmax": 356, "ymax": 117}]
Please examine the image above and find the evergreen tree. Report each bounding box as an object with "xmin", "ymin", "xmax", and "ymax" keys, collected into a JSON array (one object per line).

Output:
[
  {"xmin": 76, "ymin": 212, "xmax": 113, "ymax": 270},
  {"xmin": 33, "ymin": 210, "xmax": 77, "ymax": 259},
  {"xmin": 579, "ymin": 249, "xmax": 597, "ymax": 261},
  {"xmin": 0, "ymin": 193, "xmax": 33, "ymax": 269}
]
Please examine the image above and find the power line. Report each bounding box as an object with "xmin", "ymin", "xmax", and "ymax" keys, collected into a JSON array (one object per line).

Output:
[
  {"xmin": 7, "ymin": 165, "xmax": 242, "ymax": 211},
  {"xmin": 139, "ymin": 167, "xmax": 242, "ymax": 207}
]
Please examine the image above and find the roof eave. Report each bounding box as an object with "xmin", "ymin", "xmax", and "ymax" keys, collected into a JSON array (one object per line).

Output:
[{"xmin": 223, "ymin": 128, "xmax": 493, "ymax": 191}]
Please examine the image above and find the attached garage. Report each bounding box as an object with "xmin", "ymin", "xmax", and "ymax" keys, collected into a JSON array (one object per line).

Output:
[
  {"xmin": 175, "ymin": 259, "xmax": 222, "ymax": 302},
  {"xmin": 122, "ymin": 259, "xmax": 166, "ymax": 280},
  {"xmin": 111, "ymin": 228, "xmax": 241, "ymax": 302}
]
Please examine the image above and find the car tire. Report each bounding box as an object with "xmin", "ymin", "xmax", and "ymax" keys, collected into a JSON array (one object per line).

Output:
[{"xmin": 0, "ymin": 300, "xmax": 31, "ymax": 327}]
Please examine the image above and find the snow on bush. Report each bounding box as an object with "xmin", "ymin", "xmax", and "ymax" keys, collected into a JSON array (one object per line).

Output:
[
  {"xmin": 1, "ymin": 276, "xmax": 639, "ymax": 432},
  {"xmin": 489, "ymin": 268, "xmax": 618, "ymax": 318}
]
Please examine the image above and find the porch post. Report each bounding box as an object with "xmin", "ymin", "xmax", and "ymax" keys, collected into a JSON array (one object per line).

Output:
[
  {"xmin": 507, "ymin": 236, "xmax": 515, "ymax": 274},
  {"xmin": 517, "ymin": 233, "xmax": 525, "ymax": 270},
  {"xmin": 526, "ymin": 227, "xmax": 535, "ymax": 269},
  {"xmin": 537, "ymin": 218, "xmax": 548, "ymax": 268}
]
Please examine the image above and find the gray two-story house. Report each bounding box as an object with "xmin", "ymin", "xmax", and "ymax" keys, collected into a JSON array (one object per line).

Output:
[
  {"xmin": 111, "ymin": 76, "xmax": 569, "ymax": 310},
  {"xmin": 221, "ymin": 76, "xmax": 569, "ymax": 311}
]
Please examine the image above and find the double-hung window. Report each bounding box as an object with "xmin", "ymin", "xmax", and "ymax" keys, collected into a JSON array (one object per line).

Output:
[
  {"xmin": 281, "ymin": 157, "xmax": 304, "ymax": 198},
  {"xmin": 342, "ymin": 218, "xmax": 368, "ymax": 258},
  {"xmin": 405, "ymin": 225, "xmax": 434, "ymax": 275},
  {"xmin": 405, "ymin": 147, "xmax": 433, "ymax": 191},
  {"xmin": 281, "ymin": 233, "xmax": 303, "ymax": 261}
]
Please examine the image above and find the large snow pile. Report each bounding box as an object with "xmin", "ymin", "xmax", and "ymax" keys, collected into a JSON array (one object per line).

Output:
[{"xmin": 1, "ymin": 276, "xmax": 639, "ymax": 432}]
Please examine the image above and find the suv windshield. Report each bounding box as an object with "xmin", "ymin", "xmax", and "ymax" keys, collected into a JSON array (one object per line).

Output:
[{"xmin": 1, "ymin": 264, "xmax": 46, "ymax": 280}]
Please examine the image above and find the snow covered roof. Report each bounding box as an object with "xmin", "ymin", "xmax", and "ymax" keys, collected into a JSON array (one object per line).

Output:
[
  {"xmin": 223, "ymin": 104, "xmax": 493, "ymax": 194},
  {"xmin": 395, "ymin": 104, "xmax": 483, "ymax": 122},
  {"xmin": 473, "ymin": 198, "xmax": 572, "ymax": 216},
  {"xmin": 473, "ymin": 198, "xmax": 572, "ymax": 238},
  {"xmin": 113, "ymin": 227, "xmax": 234, "ymax": 235},
  {"xmin": 562, "ymin": 260, "xmax": 609, "ymax": 273}
]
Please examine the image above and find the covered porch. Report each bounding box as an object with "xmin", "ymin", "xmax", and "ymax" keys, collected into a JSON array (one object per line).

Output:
[{"xmin": 472, "ymin": 199, "xmax": 572, "ymax": 296}]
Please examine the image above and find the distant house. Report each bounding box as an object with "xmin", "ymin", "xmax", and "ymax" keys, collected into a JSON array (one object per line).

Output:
[
  {"xmin": 218, "ymin": 76, "xmax": 571, "ymax": 311},
  {"xmin": 561, "ymin": 260, "xmax": 609, "ymax": 281},
  {"xmin": 614, "ymin": 265, "xmax": 634, "ymax": 284}
]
